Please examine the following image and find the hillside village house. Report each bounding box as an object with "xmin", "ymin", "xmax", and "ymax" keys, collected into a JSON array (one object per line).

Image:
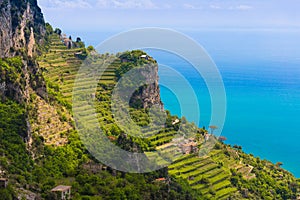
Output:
[
  {"xmin": 181, "ymin": 141, "xmax": 198, "ymax": 154},
  {"xmin": 51, "ymin": 185, "xmax": 71, "ymax": 200},
  {"xmin": 172, "ymin": 119, "xmax": 180, "ymax": 125},
  {"xmin": 0, "ymin": 178, "xmax": 8, "ymax": 188},
  {"xmin": 172, "ymin": 137, "xmax": 199, "ymax": 154},
  {"xmin": 140, "ymin": 54, "xmax": 150, "ymax": 60}
]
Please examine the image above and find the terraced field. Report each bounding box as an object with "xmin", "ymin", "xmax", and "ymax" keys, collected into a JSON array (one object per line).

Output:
[
  {"xmin": 168, "ymin": 154, "xmax": 237, "ymax": 199},
  {"xmin": 39, "ymin": 35, "xmax": 128, "ymax": 138},
  {"xmin": 38, "ymin": 33, "xmax": 238, "ymax": 199},
  {"xmin": 30, "ymin": 92, "xmax": 72, "ymax": 145},
  {"xmin": 38, "ymin": 34, "xmax": 84, "ymax": 105}
]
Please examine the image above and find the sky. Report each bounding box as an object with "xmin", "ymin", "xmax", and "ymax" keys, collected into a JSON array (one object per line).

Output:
[{"xmin": 37, "ymin": 0, "xmax": 300, "ymax": 32}]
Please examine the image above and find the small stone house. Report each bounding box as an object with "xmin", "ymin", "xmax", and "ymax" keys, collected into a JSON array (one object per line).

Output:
[
  {"xmin": 0, "ymin": 178, "xmax": 8, "ymax": 188},
  {"xmin": 63, "ymin": 38, "xmax": 73, "ymax": 49},
  {"xmin": 155, "ymin": 178, "xmax": 166, "ymax": 182},
  {"xmin": 204, "ymin": 133, "xmax": 210, "ymax": 142},
  {"xmin": 181, "ymin": 142, "xmax": 198, "ymax": 154},
  {"xmin": 51, "ymin": 185, "xmax": 71, "ymax": 200},
  {"xmin": 140, "ymin": 55, "xmax": 150, "ymax": 60},
  {"xmin": 172, "ymin": 119, "xmax": 180, "ymax": 125}
]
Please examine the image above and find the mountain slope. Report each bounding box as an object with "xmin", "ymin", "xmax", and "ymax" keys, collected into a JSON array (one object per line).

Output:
[
  {"xmin": 0, "ymin": 2, "xmax": 299, "ymax": 199},
  {"xmin": 33, "ymin": 32, "xmax": 298, "ymax": 199}
]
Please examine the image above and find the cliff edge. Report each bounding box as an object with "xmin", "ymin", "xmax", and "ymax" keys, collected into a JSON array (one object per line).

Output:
[{"xmin": 0, "ymin": 0, "xmax": 45, "ymax": 58}]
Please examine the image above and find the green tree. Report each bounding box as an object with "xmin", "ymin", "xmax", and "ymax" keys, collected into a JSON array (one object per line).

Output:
[
  {"xmin": 76, "ymin": 37, "xmax": 81, "ymax": 42},
  {"xmin": 54, "ymin": 28, "xmax": 62, "ymax": 35},
  {"xmin": 209, "ymin": 125, "xmax": 218, "ymax": 134},
  {"xmin": 45, "ymin": 23, "xmax": 53, "ymax": 35}
]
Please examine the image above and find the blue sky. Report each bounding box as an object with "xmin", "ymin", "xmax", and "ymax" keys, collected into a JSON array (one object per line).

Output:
[{"xmin": 37, "ymin": 0, "xmax": 300, "ymax": 32}]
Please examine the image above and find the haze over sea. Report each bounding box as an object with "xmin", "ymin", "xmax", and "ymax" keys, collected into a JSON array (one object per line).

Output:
[{"xmin": 73, "ymin": 29, "xmax": 300, "ymax": 177}]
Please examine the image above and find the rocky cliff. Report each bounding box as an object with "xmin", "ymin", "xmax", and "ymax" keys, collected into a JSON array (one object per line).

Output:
[
  {"xmin": 0, "ymin": 0, "xmax": 46, "ymax": 101},
  {"xmin": 0, "ymin": 0, "xmax": 45, "ymax": 58},
  {"xmin": 129, "ymin": 62, "xmax": 164, "ymax": 110},
  {"xmin": 0, "ymin": 0, "xmax": 47, "ymax": 146},
  {"xmin": 117, "ymin": 51, "xmax": 164, "ymax": 110}
]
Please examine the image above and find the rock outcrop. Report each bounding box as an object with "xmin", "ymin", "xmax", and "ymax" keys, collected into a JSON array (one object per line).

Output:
[
  {"xmin": 0, "ymin": 0, "xmax": 45, "ymax": 58},
  {"xmin": 129, "ymin": 62, "xmax": 164, "ymax": 110},
  {"xmin": 116, "ymin": 51, "xmax": 164, "ymax": 110},
  {"xmin": 0, "ymin": 0, "xmax": 47, "ymax": 144},
  {"xmin": 0, "ymin": 0, "xmax": 46, "ymax": 101}
]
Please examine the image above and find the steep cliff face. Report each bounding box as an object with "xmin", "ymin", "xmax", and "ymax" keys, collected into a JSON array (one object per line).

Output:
[
  {"xmin": 0, "ymin": 0, "xmax": 47, "ymax": 145},
  {"xmin": 117, "ymin": 51, "xmax": 164, "ymax": 110},
  {"xmin": 0, "ymin": 0, "xmax": 46, "ymax": 101},
  {"xmin": 0, "ymin": 0, "xmax": 45, "ymax": 58},
  {"xmin": 129, "ymin": 63, "xmax": 164, "ymax": 110}
]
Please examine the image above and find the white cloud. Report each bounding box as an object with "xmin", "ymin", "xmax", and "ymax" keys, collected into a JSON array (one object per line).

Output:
[
  {"xmin": 209, "ymin": 3, "xmax": 253, "ymax": 11},
  {"xmin": 38, "ymin": 0, "xmax": 92, "ymax": 9},
  {"xmin": 96, "ymin": 0, "xmax": 111, "ymax": 8},
  {"xmin": 183, "ymin": 3, "xmax": 202, "ymax": 10},
  {"xmin": 39, "ymin": 0, "xmax": 157, "ymax": 9},
  {"xmin": 233, "ymin": 5, "xmax": 253, "ymax": 10},
  {"xmin": 96, "ymin": 0, "xmax": 157, "ymax": 9},
  {"xmin": 210, "ymin": 4, "xmax": 221, "ymax": 10}
]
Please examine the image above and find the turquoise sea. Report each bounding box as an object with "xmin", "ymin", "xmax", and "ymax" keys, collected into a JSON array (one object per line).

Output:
[{"xmin": 70, "ymin": 29, "xmax": 300, "ymax": 177}]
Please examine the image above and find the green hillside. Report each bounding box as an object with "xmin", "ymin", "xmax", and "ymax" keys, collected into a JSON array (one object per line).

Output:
[
  {"xmin": 0, "ymin": 27, "xmax": 299, "ymax": 199},
  {"xmin": 38, "ymin": 32, "xmax": 299, "ymax": 199}
]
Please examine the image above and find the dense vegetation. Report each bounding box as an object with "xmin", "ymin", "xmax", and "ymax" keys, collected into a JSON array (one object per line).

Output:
[
  {"xmin": 0, "ymin": 99, "xmax": 200, "ymax": 199},
  {"xmin": 0, "ymin": 24, "xmax": 299, "ymax": 200}
]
